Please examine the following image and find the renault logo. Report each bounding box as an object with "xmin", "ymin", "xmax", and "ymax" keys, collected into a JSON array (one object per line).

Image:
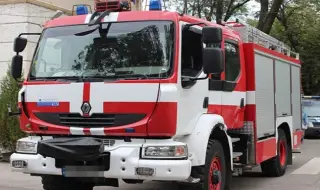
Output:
[{"xmin": 81, "ymin": 102, "xmax": 91, "ymax": 114}]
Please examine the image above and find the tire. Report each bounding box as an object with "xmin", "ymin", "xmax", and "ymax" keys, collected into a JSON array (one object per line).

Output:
[
  {"xmin": 185, "ymin": 139, "xmax": 227, "ymax": 190},
  {"xmin": 42, "ymin": 175, "xmax": 94, "ymax": 190},
  {"xmin": 261, "ymin": 128, "xmax": 289, "ymax": 177}
]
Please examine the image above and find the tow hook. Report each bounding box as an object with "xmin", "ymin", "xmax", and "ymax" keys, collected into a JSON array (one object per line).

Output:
[{"xmin": 212, "ymin": 170, "xmax": 221, "ymax": 185}]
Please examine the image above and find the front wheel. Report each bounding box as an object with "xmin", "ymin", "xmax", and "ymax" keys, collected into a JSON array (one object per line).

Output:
[
  {"xmin": 261, "ymin": 128, "xmax": 289, "ymax": 177},
  {"xmin": 186, "ymin": 139, "xmax": 227, "ymax": 190}
]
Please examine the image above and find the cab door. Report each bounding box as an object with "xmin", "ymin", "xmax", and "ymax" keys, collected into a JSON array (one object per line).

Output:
[
  {"xmin": 176, "ymin": 22, "xmax": 211, "ymax": 136},
  {"xmin": 221, "ymin": 37, "xmax": 246, "ymax": 129}
]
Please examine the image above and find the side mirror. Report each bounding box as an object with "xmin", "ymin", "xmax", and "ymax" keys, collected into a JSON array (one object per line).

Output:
[
  {"xmin": 202, "ymin": 26, "xmax": 223, "ymax": 44},
  {"xmin": 11, "ymin": 55, "xmax": 23, "ymax": 80},
  {"xmin": 202, "ymin": 48, "xmax": 224, "ymax": 75},
  {"xmin": 13, "ymin": 37, "xmax": 27, "ymax": 53}
]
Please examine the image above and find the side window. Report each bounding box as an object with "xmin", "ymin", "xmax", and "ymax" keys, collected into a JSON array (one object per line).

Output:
[
  {"xmin": 181, "ymin": 28, "xmax": 203, "ymax": 78},
  {"xmin": 224, "ymin": 40, "xmax": 240, "ymax": 82}
]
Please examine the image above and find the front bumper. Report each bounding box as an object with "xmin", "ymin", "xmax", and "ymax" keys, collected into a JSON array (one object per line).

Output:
[{"xmin": 10, "ymin": 137, "xmax": 192, "ymax": 181}]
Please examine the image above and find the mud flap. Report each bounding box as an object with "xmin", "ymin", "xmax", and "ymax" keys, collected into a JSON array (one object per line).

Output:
[{"xmin": 37, "ymin": 137, "xmax": 104, "ymax": 161}]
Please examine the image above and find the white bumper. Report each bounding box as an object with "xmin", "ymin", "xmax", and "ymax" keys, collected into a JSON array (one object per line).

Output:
[{"xmin": 10, "ymin": 137, "xmax": 192, "ymax": 181}]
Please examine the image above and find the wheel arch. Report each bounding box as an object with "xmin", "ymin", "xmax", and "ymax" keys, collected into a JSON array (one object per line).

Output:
[
  {"xmin": 210, "ymin": 125, "xmax": 232, "ymax": 171},
  {"xmin": 277, "ymin": 122, "xmax": 293, "ymax": 165},
  {"xmin": 180, "ymin": 114, "xmax": 233, "ymax": 170}
]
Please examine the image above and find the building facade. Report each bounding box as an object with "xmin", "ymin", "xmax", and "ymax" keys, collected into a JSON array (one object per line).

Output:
[{"xmin": 0, "ymin": 0, "xmax": 95, "ymax": 81}]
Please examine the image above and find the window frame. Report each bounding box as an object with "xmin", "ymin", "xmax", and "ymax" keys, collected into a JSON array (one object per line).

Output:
[
  {"xmin": 180, "ymin": 25, "xmax": 204, "ymax": 77},
  {"xmin": 224, "ymin": 39, "xmax": 241, "ymax": 83},
  {"xmin": 27, "ymin": 20, "xmax": 176, "ymax": 81}
]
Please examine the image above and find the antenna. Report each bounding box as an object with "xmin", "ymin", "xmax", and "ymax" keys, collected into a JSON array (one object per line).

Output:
[{"xmin": 50, "ymin": 10, "xmax": 64, "ymax": 20}]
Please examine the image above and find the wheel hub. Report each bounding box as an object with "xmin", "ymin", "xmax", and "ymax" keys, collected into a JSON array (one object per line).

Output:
[{"xmin": 211, "ymin": 170, "xmax": 221, "ymax": 185}]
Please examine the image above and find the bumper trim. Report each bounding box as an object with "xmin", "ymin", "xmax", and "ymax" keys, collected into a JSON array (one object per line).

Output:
[{"xmin": 10, "ymin": 145, "xmax": 192, "ymax": 181}]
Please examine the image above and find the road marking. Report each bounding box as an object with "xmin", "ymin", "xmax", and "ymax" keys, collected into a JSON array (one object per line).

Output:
[{"xmin": 291, "ymin": 157, "xmax": 320, "ymax": 175}]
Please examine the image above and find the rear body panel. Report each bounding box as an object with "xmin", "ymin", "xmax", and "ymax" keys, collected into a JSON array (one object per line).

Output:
[{"xmin": 243, "ymin": 43, "xmax": 302, "ymax": 164}]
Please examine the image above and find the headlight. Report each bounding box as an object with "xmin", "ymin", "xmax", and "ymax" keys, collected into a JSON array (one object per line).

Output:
[
  {"xmin": 142, "ymin": 145, "xmax": 188, "ymax": 159},
  {"xmin": 16, "ymin": 140, "xmax": 37, "ymax": 154}
]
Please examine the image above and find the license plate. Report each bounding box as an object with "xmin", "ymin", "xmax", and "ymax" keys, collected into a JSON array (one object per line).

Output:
[
  {"xmin": 62, "ymin": 166, "xmax": 105, "ymax": 177},
  {"xmin": 61, "ymin": 153, "xmax": 110, "ymax": 177}
]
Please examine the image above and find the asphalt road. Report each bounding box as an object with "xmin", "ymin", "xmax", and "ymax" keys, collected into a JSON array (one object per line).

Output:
[{"xmin": 1, "ymin": 139, "xmax": 320, "ymax": 190}]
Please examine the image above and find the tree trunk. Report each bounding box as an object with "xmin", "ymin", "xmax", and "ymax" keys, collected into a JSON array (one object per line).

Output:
[
  {"xmin": 224, "ymin": 0, "xmax": 251, "ymax": 22},
  {"xmin": 261, "ymin": 0, "xmax": 284, "ymax": 34},
  {"xmin": 183, "ymin": 0, "xmax": 188, "ymax": 14},
  {"xmin": 215, "ymin": 0, "xmax": 224, "ymax": 23},
  {"xmin": 257, "ymin": 0, "xmax": 269, "ymax": 30}
]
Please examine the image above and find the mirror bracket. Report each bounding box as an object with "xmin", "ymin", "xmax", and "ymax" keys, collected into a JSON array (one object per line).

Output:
[
  {"xmin": 18, "ymin": 33, "xmax": 42, "ymax": 38},
  {"xmin": 183, "ymin": 22, "xmax": 208, "ymax": 31},
  {"xmin": 182, "ymin": 74, "xmax": 209, "ymax": 81}
]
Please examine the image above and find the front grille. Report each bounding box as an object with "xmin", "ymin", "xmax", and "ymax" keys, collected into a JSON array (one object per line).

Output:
[
  {"xmin": 59, "ymin": 113, "xmax": 115, "ymax": 127},
  {"xmin": 34, "ymin": 112, "xmax": 146, "ymax": 128},
  {"xmin": 102, "ymin": 139, "xmax": 116, "ymax": 147}
]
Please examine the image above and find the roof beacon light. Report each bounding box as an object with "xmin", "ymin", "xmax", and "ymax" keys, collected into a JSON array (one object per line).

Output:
[
  {"xmin": 149, "ymin": 0, "xmax": 162, "ymax": 10},
  {"xmin": 76, "ymin": 5, "xmax": 89, "ymax": 15}
]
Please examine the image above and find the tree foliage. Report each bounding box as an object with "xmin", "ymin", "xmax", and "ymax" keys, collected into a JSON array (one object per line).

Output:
[
  {"xmin": 265, "ymin": 0, "xmax": 320, "ymax": 94},
  {"xmin": 167, "ymin": 0, "xmax": 251, "ymax": 21},
  {"xmin": 0, "ymin": 66, "xmax": 25, "ymax": 152}
]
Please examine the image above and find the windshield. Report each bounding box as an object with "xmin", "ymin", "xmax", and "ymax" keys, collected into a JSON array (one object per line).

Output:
[
  {"xmin": 29, "ymin": 21, "xmax": 174, "ymax": 80},
  {"xmin": 302, "ymin": 100, "xmax": 320, "ymax": 117}
]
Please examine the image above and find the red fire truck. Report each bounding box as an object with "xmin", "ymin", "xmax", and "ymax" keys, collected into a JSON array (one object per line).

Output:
[{"xmin": 9, "ymin": 1, "xmax": 303, "ymax": 190}]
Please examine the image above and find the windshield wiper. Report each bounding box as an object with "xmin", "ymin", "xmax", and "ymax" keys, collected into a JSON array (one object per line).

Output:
[
  {"xmin": 82, "ymin": 74, "xmax": 148, "ymax": 81},
  {"xmin": 30, "ymin": 73, "xmax": 149, "ymax": 82},
  {"xmin": 75, "ymin": 11, "xmax": 112, "ymax": 37},
  {"xmin": 74, "ymin": 25, "xmax": 100, "ymax": 36},
  {"xmin": 29, "ymin": 76, "xmax": 82, "ymax": 81},
  {"xmin": 117, "ymin": 74, "xmax": 148, "ymax": 79}
]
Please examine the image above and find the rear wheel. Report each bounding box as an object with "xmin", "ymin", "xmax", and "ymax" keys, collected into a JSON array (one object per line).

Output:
[
  {"xmin": 42, "ymin": 175, "xmax": 94, "ymax": 190},
  {"xmin": 261, "ymin": 128, "xmax": 289, "ymax": 177}
]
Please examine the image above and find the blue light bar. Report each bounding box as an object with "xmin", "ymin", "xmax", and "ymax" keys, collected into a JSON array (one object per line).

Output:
[
  {"xmin": 149, "ymin": 0, "xmax": 162, "ymax": 10},
  {"xmin": 302, "ymin": 96, "xmax": 320, "ymax": 99},
  {"xmin": 76, "ymin": 5, "xmax": 89, "ymax": 15}
]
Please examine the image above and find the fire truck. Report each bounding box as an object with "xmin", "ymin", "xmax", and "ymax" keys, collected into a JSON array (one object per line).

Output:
[{"xmin": 9, "ymin": 0, "xmax": 303, "ymax": 190}]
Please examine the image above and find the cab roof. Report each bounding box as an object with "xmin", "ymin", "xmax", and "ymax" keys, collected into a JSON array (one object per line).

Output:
[{"xmin": 44, "ymin": 10, "xmax": 240, "ymax": 39}]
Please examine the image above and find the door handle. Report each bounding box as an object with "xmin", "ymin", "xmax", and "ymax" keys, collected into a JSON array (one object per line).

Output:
[
  {"xmin": 203, "ymin": 97, "xmax": 209, "ymax": 108},
  {"xmin": 240, "ymin": 98, "xmax": 244, "ymax": 108}
]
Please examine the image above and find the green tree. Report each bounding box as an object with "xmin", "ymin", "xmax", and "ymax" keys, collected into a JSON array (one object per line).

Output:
[
  {"xmin": 168, "ymin": 0, "xmax": 250, "ymax": 21},
  {"xmin": 0, "ymin": 66, "xmax": 26, "ymax": 152},
  {"xmin": 249, "ymin": 0, "xmax": 320, "ymax": 95},
  {"xmin": 270, "ymin": 0, "xmax": 320, "ymax": 94}
]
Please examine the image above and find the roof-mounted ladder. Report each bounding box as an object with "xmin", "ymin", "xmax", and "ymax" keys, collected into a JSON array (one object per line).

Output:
[{"xmin": 225, "ymin": 19, "xmax": 299, "ymax": 60}]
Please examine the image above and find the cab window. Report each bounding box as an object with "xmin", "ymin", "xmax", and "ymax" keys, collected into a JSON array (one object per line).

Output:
[{"xmin": 224, "ymin": 40, "xmax": 240, "ymax": 82}]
